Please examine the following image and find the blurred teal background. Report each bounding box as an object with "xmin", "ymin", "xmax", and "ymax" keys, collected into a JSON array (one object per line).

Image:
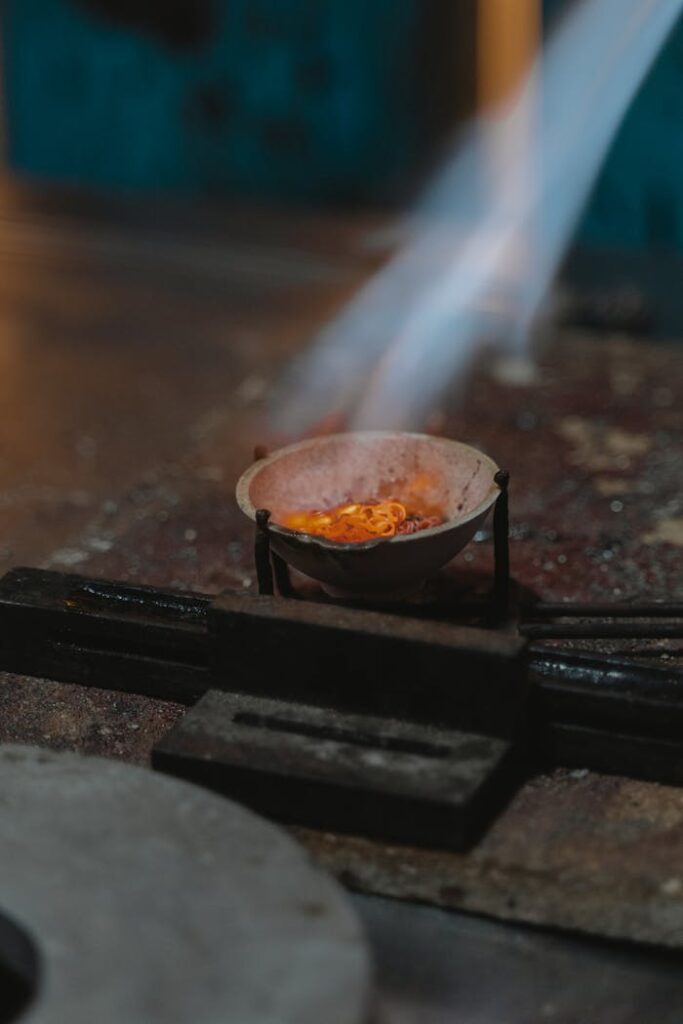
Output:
[
  {"xmin": 2, "ymin": 0, "xmax": 439, "ymax": 203},
  {"xmin": 2, "ymin": 0, "xmax": 682, "ymax": 249},
  {"xmin": 542, "ymin": 0, "xmax": 683, "ymax": 251}
]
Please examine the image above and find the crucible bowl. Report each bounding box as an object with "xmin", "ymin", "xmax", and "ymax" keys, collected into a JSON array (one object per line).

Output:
[{"xmin": 236, "ymin": 431, "xmax": 500, "ymax": 598}]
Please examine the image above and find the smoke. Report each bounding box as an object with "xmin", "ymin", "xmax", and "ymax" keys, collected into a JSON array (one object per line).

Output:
[{"xmin": 272, "ymin": 0, "xmax": 682, "ymax": 435}]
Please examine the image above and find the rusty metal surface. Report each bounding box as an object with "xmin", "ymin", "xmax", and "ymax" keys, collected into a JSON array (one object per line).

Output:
[
  {"xmin": 1, "ymin": 182, "xmax": 683, "ymax": 950},
  {"xmin": 294, "ymin": 767, "xmax": 683, "ymax": 950},
  {"xmin": 0, "ymin": 671, "xmax": 183, "ymax": 765},
  {"xmin": 37, "ymin": 331, "xmax": 683, "ymax": 626}
]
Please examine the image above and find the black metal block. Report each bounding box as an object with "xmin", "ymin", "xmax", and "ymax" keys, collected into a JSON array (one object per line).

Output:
[
  {"xmin": 530, "ymin": 646, "xmax": 683, "ymax": 739},
  {"xmin": 543, "ymin": 722, "xmax": 683, "ymax": 788},
  {"xmin": 153, "ymin": 690, "xmax": 522, "ymax": 850},
  {"xmin": 0, "ymin": 568, "xmax": 207, "ymax": 702},
  {"xmin": 209, "ymin": 593, "xmax": 529, "ymax": 736}
]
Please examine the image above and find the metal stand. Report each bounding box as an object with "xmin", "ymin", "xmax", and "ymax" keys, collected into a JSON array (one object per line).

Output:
[
  {"xmin": 255, "ymin": 471, "xmax": 513, "ymax": 616},
  {"xmin": 253, "ymin": 446, "xmax": 295, "ymax": 599},
  {"xmin": 272, "ymin": 552, "xmax": 296, "ymax": 597},
  {"xmin": 491, "ymin": 470, "xmax": 511, "ymax": 621},
  {"xmin": 254, "ymin": 509, "xmax": 295, "ymax": 597},
  {"xmin": 254, "ymin": 509, "xmax": 274, "ymax": 596}
]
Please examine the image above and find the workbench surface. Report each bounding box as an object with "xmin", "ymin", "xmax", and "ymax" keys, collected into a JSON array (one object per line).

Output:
[{"xmin": 1, "ymin": 180, "xmax": 682, "ymax": 1022}]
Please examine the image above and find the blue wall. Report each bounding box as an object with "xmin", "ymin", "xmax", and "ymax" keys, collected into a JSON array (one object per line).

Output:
[
  {"xmin": 3, "ymin": 0, "xmax": 683, "ymax": 250},
  {"xmin": 543, "ymin": 0, "xmax": 683, "ymax": 251},
  {"xmin": 579, "ymin": 24, "xmax": 683, "ymax": 250},
  {"xmin": 3, "ymin": 0, "xmax": 423, "ymax": 202}
]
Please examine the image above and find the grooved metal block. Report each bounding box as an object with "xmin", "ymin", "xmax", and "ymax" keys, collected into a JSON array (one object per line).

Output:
[{"xmin": 153, "ymin": 690, "xmax": 521, "ymax": 850}]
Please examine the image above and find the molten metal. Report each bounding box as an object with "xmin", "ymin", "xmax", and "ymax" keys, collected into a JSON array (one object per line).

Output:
[{"xmin": 281, "ymin": 499, "xmax": 442, "ymax": 543}]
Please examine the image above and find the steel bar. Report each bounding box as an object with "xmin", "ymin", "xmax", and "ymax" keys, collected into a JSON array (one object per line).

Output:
[
  {"xmin": 272, "ymin": 550, "xmax": 297, "ymax": 597},
  {"xmin": 531, "ymin": 601, "xmax": 683, "ymax": 618},
  {"xmin": 254, "ymin": 508, "xmax": 275, "ymax": 596},
  {"xmin": 520, "ymin": 621, "xmax": 683, "ymax": 639},
  {"xmin": 492, "ymin": 469, "xmax": 510, "ymax": 619},
  {"xmin": 528, "ymin": 644, "xmax": 683, "ymax": 737}
]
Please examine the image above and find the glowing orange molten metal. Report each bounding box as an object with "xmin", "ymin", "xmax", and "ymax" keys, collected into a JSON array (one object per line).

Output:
[{"xmin": 281, "ymin": 499, "xmax": 442, "ymax": 543}]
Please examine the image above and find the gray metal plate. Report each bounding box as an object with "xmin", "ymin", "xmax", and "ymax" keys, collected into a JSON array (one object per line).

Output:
[{"xmin": 0, "ymin": 745, "xmax": 370, "ymax": 1024}]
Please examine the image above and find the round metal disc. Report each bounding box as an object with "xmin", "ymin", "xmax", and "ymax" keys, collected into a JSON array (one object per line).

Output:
[{"xmin": 0, "ymin": 745, "xmax": 370, "ymax": 1024}]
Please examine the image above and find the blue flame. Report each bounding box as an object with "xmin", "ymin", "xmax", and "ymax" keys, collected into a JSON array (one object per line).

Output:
[{"xmin": 274, "ymin": 0, "xmax": 682, "ymax": 433}]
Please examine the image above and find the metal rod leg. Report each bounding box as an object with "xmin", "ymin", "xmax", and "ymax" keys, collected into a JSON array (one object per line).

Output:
[
  {"xmin": 492, "ymin": 470, "xmax": 510, "ymax": 619},
  {"xmin": 272, "ymin": 552, "xmax": 296, "ymax": 598},
  {"xmin": 254, "ymin": 509, "xmax": 274, "ymax": 596}
]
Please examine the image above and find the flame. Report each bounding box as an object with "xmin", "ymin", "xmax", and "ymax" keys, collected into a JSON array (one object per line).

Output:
[
  {"xmin": 280, "ymin": 499, "xmax": 442, "ymax": 543},
  {"xmin": 272, "ymin": 0, "xmax": 683, "ymax": 435}
]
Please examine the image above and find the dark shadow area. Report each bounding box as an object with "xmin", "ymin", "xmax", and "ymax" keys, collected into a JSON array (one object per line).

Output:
[
  {"xmin": 355, "ymin": 893, "xmax": 683, "ymax": 1023},
  {"xmin": 0, "ymin": 912, "xmax": 39, "ymax": 1023},
  {"xmin": 74, "ymin": 0, "xmax": 216, "ymax": 50}
]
